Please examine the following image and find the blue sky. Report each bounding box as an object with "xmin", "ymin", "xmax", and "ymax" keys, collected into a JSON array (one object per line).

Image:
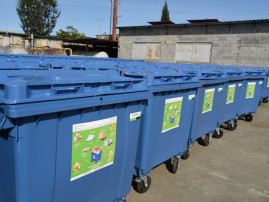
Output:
[{"xmin": 0, "ymin": 0, "xmax": 269, "ymax": 37}]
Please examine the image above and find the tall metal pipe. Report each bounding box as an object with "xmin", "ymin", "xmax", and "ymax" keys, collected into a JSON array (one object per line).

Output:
[
  {"xmin": 112, "ymin": 0, "xmax": 118, "ymax": 41},
  {"xmin": 109, "ymin": 0, "xmax": 113, "ymax": 37}
]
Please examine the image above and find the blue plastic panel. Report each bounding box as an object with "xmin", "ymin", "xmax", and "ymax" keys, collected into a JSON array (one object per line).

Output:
[{"xmin": 0, "ymin": 73, "xmax": 148, "ymax": 104}]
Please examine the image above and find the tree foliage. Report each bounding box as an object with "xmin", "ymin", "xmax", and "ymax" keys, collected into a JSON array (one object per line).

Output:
[
  {"xmin": 16, "ymin": 0, "xmax": 60, "ymax": 36},
  {"xmin": 161, "ymin": 0, "xmax": 170, "ymax": 22},
  {"xmin": 56, "ymin": 26, "xmax": 86, "ymax": 39}
]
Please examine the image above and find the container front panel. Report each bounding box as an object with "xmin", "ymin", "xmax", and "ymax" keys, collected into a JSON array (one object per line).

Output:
[
  {"xmin": 135, "ymin": 89, "xmax": 196, "ymax": 176},
  {"xmin": 238, "ymin": 80, "xmax": 262, "ymax": 115},
  {"xmin": 189, "ymin": 84, "xmax": 224, "ymax": 145},
  {"xmin": 0, "ymin": 113, "xmax": 58, "ymax": 202},
  {"xmin": 53, "ymin": 101, "xmax": 143, "ymax": 202},
  {"xmin": 219, "ymin": 81, "xmax": 242, "ymax": 124}
]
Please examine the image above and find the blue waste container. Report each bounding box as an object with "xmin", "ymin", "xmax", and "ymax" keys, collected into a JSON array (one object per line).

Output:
[
  {"xmin": 236, "ymin": 69, "xmax": 266, "ymax": 121},
  {"xmin": 0, "ymin": 72, "xmax": 149, "ymax": 202},
  {"xmin": 121, "ymin": 69, "xmax": 201, "ymax": 193},
  {"xmin": 211, "ymin": 68, "xmax": 245, "ymax": 131},
  {"xmin": 194, "ymin": 66, "xmax": 245, "ymax": 131},
  {"xmin": 179, "ymin": 69, "xmax": 228, "ymax": 158}
]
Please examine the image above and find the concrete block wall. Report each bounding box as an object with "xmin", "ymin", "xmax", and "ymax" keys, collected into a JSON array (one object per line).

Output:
[{"xmin": 118, "ymin": 33, "xmax": 269, "ymax": 67}]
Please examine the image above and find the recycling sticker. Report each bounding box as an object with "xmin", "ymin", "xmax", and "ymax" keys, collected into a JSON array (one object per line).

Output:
[
  {"xmin": 226, "ymin": 84, "xmax": 236, "ymax": 104},
  {"xmin": 202, "ymin": 88, "xmax": 215, "ymax": 114},
  {"xmin": 71, "ymin": 117, "xmax": 117, "ymax": 181},
  {"xmin": 246, "ymin": 82, "xmax": 256, "ymax": 99},
  {"xmin": 162, "ymin": 97, "xmax": 183, "ymax": 133}
]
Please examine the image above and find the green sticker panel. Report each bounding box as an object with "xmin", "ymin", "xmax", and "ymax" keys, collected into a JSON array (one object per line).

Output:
[
  {"xmin": 71, "ymin": 117, "xmax": 117, "ymax": 181},
  {"xmin": 202, "ymin": 88, "xmax": 215, "ymax": 113},
  {"xmin": 246, "ymin": 82, "xmax": 256, "ymax": 99},
  {"xmin": 226, "ymin": 84, "xmax": 236, "ymax": 104},
  {"xmin": 162, "ymin": 97, "xmax": 183, "ymax": 133},
  {"xmin": 267, "ymin": 78, "xmax": 269, "ymax": 87}
]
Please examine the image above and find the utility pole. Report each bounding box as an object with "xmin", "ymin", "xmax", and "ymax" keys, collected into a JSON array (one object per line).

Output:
[{"xmin": 112, "ymin": 0, "xmax": 118, "ymax": 41}]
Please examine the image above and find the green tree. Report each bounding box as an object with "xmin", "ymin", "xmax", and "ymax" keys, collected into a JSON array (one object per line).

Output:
[
  {"xmin": 56, "ymin": 26, "xmax": 86, "ymax": 39},
  {"xmin": 161, "ymin": 0, "xmax": 170, "ymax": 22},
  {"xmin": 16, "ymin": 0, "xmax": 60, "ymax": 36}
]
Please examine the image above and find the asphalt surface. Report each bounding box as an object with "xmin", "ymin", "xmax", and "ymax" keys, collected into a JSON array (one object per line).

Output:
[{"xmin": 127, "ymin": 102, "xmax": 269, "ymax": 202}]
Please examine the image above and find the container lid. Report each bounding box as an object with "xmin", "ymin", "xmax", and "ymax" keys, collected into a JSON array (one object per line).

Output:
[
  {"xmin": 0, "ymin": 73, "xmax": 148, "ymax": 104},
  {"xmin": 121, "ymin": 69, "xmax": 200, "ymax": 86},
  {"xmin": 182, "ymin": 69, "xmax": 226, "ymax": 79},
  {"xmin": 240, "ymin": 69, "xmax": 266, "ymax": 78},
  {"xmin": 209, "ymin": 68, "xmax": 244, "ymax": 80},
  {"xmin": 0, "ymin": 68, "xmax": 119, "ymax": 79}
]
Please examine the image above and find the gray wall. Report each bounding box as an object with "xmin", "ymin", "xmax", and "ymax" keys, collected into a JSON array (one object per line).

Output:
[
  {"xmin": 0, "ymin": 34, "xmax": 63, "ymax": 49},
  {"xmin": 118, "ymin": 22, "xmax": 269, "ymax": 67}
]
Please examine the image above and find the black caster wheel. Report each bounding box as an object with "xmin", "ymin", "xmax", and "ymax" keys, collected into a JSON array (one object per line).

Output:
[
  {"xmin": 203, "ymin": 134, "xmax": 211, "ymax": 146},
  {"xmin": 245, "ymin": 114, "xmax": 253, "ymax": 122},
  {"xmin": 133, "ymin": 175, "xmax": 151, "ymax": 194},
  {"xmin": 263, "ymin": 97, "xmax": 269, "ymax": 103},
  {"xmin": 181, "ymin": 145, "xmax": 191, "ymax": 160},
  {"xmin": 226, "ymin": 120, "xmax": 238, "ymax": 131},
  {"xmin": 167, "ymin": 156, "xmax": 180, "ymax": 174},
  {"xmin": 212, "ymin": 128, "xmax": 224, "ymax": 138}
]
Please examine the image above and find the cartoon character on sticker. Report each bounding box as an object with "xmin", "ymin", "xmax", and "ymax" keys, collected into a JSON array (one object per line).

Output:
[
  {"xmin": 177, "ymin": 118, "xmax": 180, "ymax": 123},
  {"xmin": 163, "ymin": 122, "xmax": 166, "ymax": 127},
  {"xmin": 72, "ymin": 162, "xmax": 81, "ymax": 172},
  {"xmin": 174, "ymin": 105, "xmax": 177, "ymax": 110},
  {"xmin": 169, "ymin": 106, "xmax": 173, "ymax": 110},
  {"xmin": 207, "ymin": 101, "xmax": 210, "ymax": 107},
  {"xmin": 74, "ymin": 133, "xmax": 82, "ymax": 143},
  {"xmin": 176, "ymin": 110, "xmax": 179, "ymax": 115},
  {"xmin": 165, "ymin": 105, "xmax": 168, "ymax": 110},
  {"xmin": 170, "ymin": 114, "xmax": 175, "ymax": 123}
]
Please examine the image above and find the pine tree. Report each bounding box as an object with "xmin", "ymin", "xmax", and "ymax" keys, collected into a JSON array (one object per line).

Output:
[
  {"xmin": 16, "ymin": 0, "xmax": 61, "ymax": 36},
  {"xmin": 161, "ymin": 0, "xmax": 170, "ymax": 22}
]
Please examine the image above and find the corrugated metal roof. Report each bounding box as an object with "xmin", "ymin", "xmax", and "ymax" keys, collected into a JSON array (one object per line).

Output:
[{"xmin": 118, "ymin": 19, "xmax": 269, "ymax": 29}]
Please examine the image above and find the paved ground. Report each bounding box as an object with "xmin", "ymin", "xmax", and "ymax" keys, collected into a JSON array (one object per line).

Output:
[{"xmin": 127, "ymin": 103, "xmax": 269, "ymax": 202}]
